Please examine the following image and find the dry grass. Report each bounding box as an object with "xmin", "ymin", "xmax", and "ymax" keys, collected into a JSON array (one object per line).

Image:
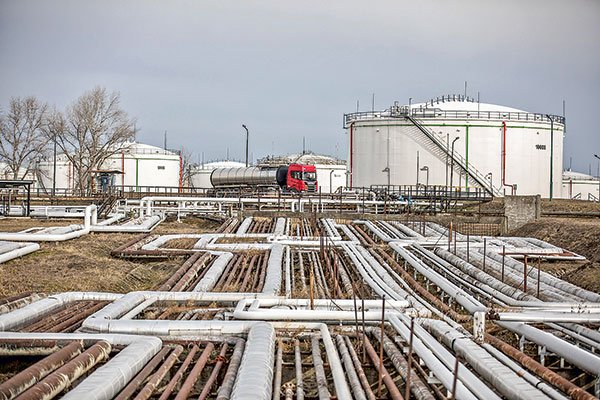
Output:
[
  {"xmin": 0, "ymin": 215, "xmax": 226, "ymax": 299},
  {"xmin": 153, "ymin": 216, "xmax": 221, "ymax": 235},
  {"xmin": 162, "ymin": 237, "xmax": 199, "ymax": 249},
  {"xmin": 0, "ymin": 218, "xmax": 83, "ymax": 232},
  {"xmin": 0, "ymin": 230, "xmax": 176, "ymax": 298}
]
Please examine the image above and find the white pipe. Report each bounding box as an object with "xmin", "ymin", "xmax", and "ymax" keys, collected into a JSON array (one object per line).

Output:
[
  {"xmin": 94, "ymin": 213, "xmax": 127, "ymax": 226},
  {"xmin": 231, "ymin": 322, "xmax": 275, "ymax": 400},
  {"xmin": 192, "ymin": 252, "xmax": 234, "ymax": 292},
  {"xmin": 498, "ymin": 321, "xmax": 600, "ymax": 376},
  {"xmin": 90, "ymin": 215, "xmax": 161, "ymax": 232},
  {"xmin": 388, "ymin": 315, "xmax": 483, "ymax": 400},
  {"xmin": 232, "ymin": 298, "xmax": 412, "ymax": 321},
  {"xmin": 422, "ymin": 319, "xmax": 552, "ymax": 400},
  {"xmin": 0, "ymin": 332, "xmax": 162, "ymax": 400},
  {"xmin": 481, "ymin": 343, "xmax": 569, "ymax": 400},
  {"xmin": 390, "ymin": 243, "xmax": 485, "ymax": 313},
  {"xmin": 236, "ymin": 217, "xmax": 253, "ymax": 235},
  {"xmin": 0, "ymin": 205, "xmax": 96, "ymax": 242},
  {"xmin": 0, "ymin": 292, "xmax": 122, "ymax": 331},
  {"xmin": 262, "ymin": 244, "xmax": 284, "ymax": 295},
  {"xmin": 0, "ymin": 241, "xmax": 40, "ymax": 263}
]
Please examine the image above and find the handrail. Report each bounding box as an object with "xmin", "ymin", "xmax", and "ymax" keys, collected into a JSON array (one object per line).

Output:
[{"xmin": 343, "ymin": 108, "xmax": 565, "ymax": 128}]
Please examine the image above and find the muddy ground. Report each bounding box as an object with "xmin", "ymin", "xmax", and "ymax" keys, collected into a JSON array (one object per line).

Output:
[{"xmin": 0, "ymin": 216, "xmax": 221, "ymax": 298}]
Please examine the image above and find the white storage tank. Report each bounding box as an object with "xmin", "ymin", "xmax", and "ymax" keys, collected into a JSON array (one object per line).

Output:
[
  {"xmin": 37, "ymin": 141, "xmax": 182, "ymax": 192},
  {"xmin": 562, "ymin": 170, "xmax": 600, "ymax": 201},
  {"xmin": 344, "ymin": 95, "xmax": 565, "ymax": 198},
  {"xmin": 190, "ymin": 160, "xmax": 247, "ymax": 189}
]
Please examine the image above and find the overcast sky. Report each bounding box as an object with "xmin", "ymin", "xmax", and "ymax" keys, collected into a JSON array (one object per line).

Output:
[{"xmin": 1, "ymin": 0, "xmax": 599, "ymax": 171}]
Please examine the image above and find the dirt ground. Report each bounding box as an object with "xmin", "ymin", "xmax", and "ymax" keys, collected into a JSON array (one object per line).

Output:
[
  {"xmin": 0, "ymin": 217, "xmax": 221, "ymax": 298},
  {"xmin": 511, "ymin": 217, "xmax": 600, "ymax": 294}
]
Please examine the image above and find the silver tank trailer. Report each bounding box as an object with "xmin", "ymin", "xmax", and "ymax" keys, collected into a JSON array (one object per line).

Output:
[{"xmin": 210, "ymin": 166, "xmax": 280, "ymax": 187}]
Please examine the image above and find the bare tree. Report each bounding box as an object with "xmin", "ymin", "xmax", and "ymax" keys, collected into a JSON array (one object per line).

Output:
[
  {"xmin": 55, "ymin": 87, "xmax": 136, "ymax": 194},
  {"xmin": 179, "ymin": 146, "xmax": 194, "ymax": 188},
  {"xmin": 0, "ymin": 96, "xmax": 49, "ymax": 179}
]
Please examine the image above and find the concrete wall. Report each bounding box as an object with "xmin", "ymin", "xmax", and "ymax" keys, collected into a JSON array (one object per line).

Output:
[{"xmin": 504, "ymin": 195, "xmax": 541, "ymax": 231}]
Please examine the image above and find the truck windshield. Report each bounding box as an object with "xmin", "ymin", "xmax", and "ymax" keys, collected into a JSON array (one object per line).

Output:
[{"xmin": 303, "ymin": 172, "xmax": 317, "ymax": 181}]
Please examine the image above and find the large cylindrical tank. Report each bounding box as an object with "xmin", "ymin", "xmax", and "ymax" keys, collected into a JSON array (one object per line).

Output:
[
  {"xmin": 210, "ymin": 166, "xmax": 279, "ymax": 187},
  {"xmin": 345, "ymin": 96, "xmax": 565, "ymax": 198}
]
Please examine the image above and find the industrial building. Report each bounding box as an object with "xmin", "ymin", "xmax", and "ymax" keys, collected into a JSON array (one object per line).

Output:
[
  {"xmin": 37, "ymin": 141, "xmax": 182, "ymax": 193},
  {"xmin": 344, "ymin": 95, "xmax": 565, "ymax": 198}
]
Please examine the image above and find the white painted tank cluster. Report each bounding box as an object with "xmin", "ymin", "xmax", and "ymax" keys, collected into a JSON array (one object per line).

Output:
[
  {"xmin": 345, "ymin": 95, "xmax": 565, "ymax": 198},
  {"xmin": 37, "ymin": 141, "xmax": 181, "ymax": 192}
]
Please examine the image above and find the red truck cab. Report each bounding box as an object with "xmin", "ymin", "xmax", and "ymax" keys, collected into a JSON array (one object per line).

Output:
[{"xmin": 283, "ymin": 163, "xmax": 318, "ymax": 192}]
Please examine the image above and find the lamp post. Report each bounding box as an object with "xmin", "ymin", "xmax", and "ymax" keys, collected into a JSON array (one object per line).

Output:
[
  {"xmin": 420, "ymin": 166, "xmax": 429, "ymax": 187},
  {"xmin": 242, "ymin": 124, "xmax": 249, "ymax": 167},
  {"xmin": 486, "ymin": 172, "xmax": 493, "ymax": 194},
  {"xmin": 329, "ymin": 169, "xmax": 335, "ymax": 194},
  {"xmin": 594, "ymin": 154, "xmax": 600, "ymax": 202},
  {"xmin": 382, "ymin": 166, "xmax": 390, "ymax": 189},
  {"xmin": 449, "ymin": 137, "xmax": 460, "ymax": 192}
]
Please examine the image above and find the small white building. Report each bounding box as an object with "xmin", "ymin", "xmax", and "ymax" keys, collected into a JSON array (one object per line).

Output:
[
  {"xmin": 562, "ymin": 170, "xmax": 600, "ymax": 201},
  {"xmin": 37, "ymin": 141, "xmax": 182, "ymax": 193}
]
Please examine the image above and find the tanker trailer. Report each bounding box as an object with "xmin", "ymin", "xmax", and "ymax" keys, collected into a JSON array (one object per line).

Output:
[{"xmin": 210, "ymin": 163, "xmax": 318, "ymax": 192}]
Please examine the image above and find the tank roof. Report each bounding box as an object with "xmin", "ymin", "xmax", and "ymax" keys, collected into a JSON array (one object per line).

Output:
[
  {"xmin": 258, "ymin": 152, "xmax": 345, "ymax": 166},
  {"xmin": 412, "ymin": 96, "xmax": 526, "ymax": 113},
  {"xmin": 195, "ymin": 160, "xmax": 247, "ymax": 170},
  {"xmin": 563, "ymin": 170, "xmax": 598, "ymax": 181},
  {"xmin": 119, "ymin": 141, "xmax": 179, "ymax": 156}
]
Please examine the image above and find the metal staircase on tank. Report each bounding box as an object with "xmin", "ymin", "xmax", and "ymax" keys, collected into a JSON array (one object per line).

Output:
[{"xmin": 405, "ymin": 115, "xmax": 503, "ymax": 197}]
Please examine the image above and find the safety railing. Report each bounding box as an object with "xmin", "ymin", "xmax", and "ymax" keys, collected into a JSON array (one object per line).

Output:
[
  {"xmin": 343, "ymin": 108, "xmax": 564, "ymax": 128},
  {"xmin": 369, "ymin": 184, "xmax": 493, "ymax": 202}
]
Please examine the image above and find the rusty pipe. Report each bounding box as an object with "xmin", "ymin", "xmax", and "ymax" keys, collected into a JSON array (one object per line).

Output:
[
  {"xmin": 0, "ymin": 341, "xmax": 83, "ymax": 400},
  {"xmin": 198, "ymin": 342, "xmax": 229, "ymax": 400},
  {"xmin": 157, "ymin": 344, "xmax": 199, "ymax": 400},
  {"xmin": 485, "ymin": 333, "xmax": 596, "ymax": 400},
  {"xmin": 174, "ymin": 342, "xmax": 215, "ymax": 400},
  {"xmin": 134, "ymin": 345, "xmax": 183, "ymax": 400},
  {"xmin": 114, "ymin": 346, "xmax": 171, "ymax": 400},
  {"xmin": 343, "ymin": 336, "xmax": 376, "ymax": 400},
  {"xmin": 363, "ymin": 335, "xmax": 404, "ymax": 400},
  {"xmin": 17, "ymin": 340, "xmax": 111, "ymax": 400},
  {"xmin": 216, "ymin": 339, "xmax": 245, "ymax": 400}
]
